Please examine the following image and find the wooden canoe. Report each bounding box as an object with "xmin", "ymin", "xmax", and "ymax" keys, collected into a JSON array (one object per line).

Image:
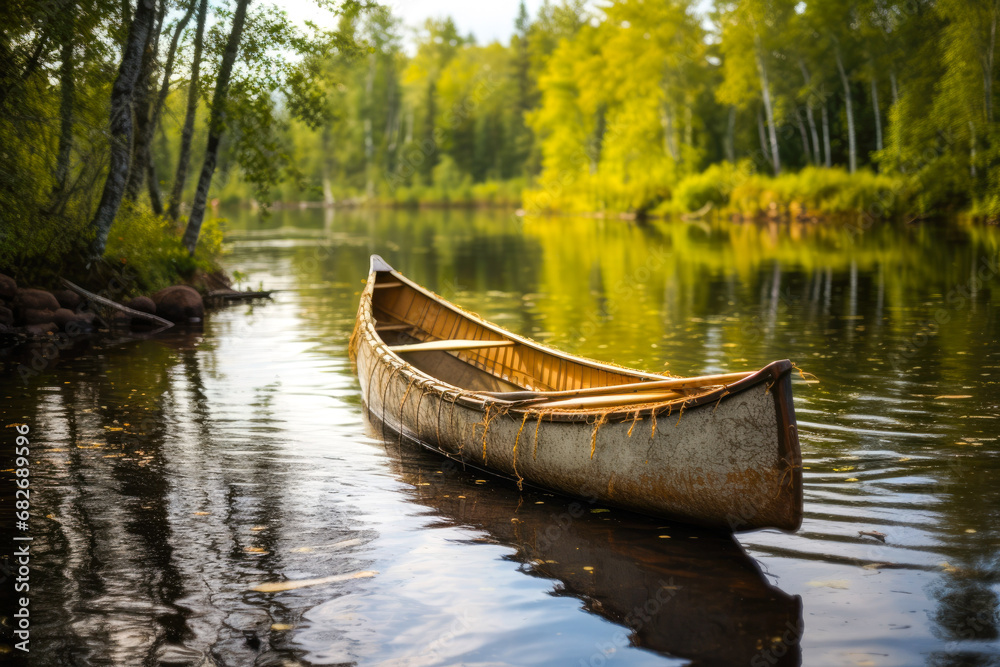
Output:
[{"xmin": 350, "ymin": 255, "xmax": 802, "ymax": 531}]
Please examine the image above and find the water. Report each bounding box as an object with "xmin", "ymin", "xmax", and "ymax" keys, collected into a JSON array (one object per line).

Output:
[{"xmin": 2, "ymin": 208, "xmax": 999, "ymax": 666}]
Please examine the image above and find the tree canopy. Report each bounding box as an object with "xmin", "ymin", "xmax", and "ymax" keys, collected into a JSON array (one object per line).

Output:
[{"xmin": 1, "ymin": 0, "xmax": 998, "ymax": 285}]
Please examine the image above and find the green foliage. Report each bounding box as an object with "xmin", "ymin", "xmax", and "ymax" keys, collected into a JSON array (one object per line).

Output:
[
  {"xmin": 103, "ymin": 203, "xmax": 227, "ymax": 293},
  {"xmin": 669, "ymin": 162, "xmax": 745, "ymax": 213},
  {"xmin": 727, "ymin": 166, "xmax": 910, "ymax": 218}
]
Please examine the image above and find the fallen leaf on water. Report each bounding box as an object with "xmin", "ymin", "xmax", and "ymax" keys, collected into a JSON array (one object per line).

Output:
[
  {"xmin": 859, "ymin": 530, "xmax": 887, "ymax": 543},
  {"xmin": 965, "ymin": 529, "xmax": 977, "ymax": 534},
  {"xmin": 244, "ymin": 547, "xmax": 267, "ymax": 554},
  {"xmin": 807, "ymin": 579, "xmax": 850, "ymax": 589},
  {"xmin": 251, "ymin": 526, "xmax": 267, "ymax": 531},
  {"xmin": 939, "ymin": 562, "xmax": 959, "ymax": 573},
  {"xmin": 271, "ymin": 624, "xmax": 292, "ymax": 631},
  {"xmin": 845, "ymin": 478, "xmax": 859, "ymax": 482},
  {"xmin": 658, "ymin": 535, "xmax": 671, "ymax": 539},
  {"xmin": 416, "ymin": 482, "xmax": 430, "ymax": 486},
  {"xmin": 934, "ymin": 395, "xmax": 973, "ymax": 400},
  {"xmin": 290, "ymin": 538, "xmax": 362, "ymax": 554},
  {"xmin": 251, "ymin": 570, "xmax": 378, "ymax": 593},
  {"xmin": 833, "ymin": 466, "xmax": 855, "ymax": 472},
  {"xmin": 193, "ymin": 512, "xmax": 210, "ymax": 516},
  {"xmin": 590, "ymin": 509, "xmax": 610, "ymax": 514},
  {"xmin": 583, "ymin": 566, "xmax": 594, "ymax": 571}
]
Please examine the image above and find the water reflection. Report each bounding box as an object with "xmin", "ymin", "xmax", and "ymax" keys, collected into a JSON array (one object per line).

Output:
[
  {"xmin": 3, "ymin": 208, "xmax": 999, "ymax": 665},
  {"xmin": 381, "ymin": 418, "xmax": 803, "ymax": 666}
]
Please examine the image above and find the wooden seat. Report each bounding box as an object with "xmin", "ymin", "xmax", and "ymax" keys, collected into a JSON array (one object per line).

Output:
[{"xmin": 388, "ymin": 339, "xmax": 515, "ymax": 354}]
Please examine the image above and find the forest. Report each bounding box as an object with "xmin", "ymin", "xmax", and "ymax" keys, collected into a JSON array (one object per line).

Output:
[{"xmin": 1, "ymin": 0, "xmax": 998, "ymax": 286}]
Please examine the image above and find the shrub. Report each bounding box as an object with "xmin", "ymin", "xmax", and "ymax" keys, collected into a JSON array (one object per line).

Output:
[{"xmin": 104, "ymin": 203, "xmax": 227, "ymax": 293}]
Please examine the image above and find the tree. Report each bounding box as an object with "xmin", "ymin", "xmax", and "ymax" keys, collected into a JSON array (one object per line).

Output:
[
  {"xmin": 167, "ymin": 0, "xmax": 208, "ymax": 221},
  {"xmin": 136, "ymin": 0, "xmax": 198, "ymax": 213},
  {"xmin": 181, "ymin": 0, "xmax": 250, "ymax": 255},
  {"xmin": 717, "ymin": 0, "xmax": 790, "ymax": 175},
  {"xmin": 88, "ymin": 0, "xmax": 158, "ymax": 258}
]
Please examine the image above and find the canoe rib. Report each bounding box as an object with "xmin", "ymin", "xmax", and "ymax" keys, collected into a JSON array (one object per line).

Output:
[{"xmin": 352, "ymin": 254, "xmax": 803, "ymax": 532}]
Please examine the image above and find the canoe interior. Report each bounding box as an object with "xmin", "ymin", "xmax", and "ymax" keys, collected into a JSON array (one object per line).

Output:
[{"xmin": 371, "ymin": 271, "xmax": 671, "ymax": 394}]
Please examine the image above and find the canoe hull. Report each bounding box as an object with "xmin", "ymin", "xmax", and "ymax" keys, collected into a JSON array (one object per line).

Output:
[{"xmin": 354, "ymin": 318, "xmax": 802, "ymax": 532}]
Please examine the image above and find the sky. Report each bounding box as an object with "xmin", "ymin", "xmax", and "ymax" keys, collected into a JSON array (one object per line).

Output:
[{"xmin": 383, "ymin": 0, "xmax": 548, "ymax": 50}]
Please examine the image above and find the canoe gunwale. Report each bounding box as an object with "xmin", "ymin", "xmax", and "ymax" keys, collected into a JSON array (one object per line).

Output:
[{"xmin": 354, "ymin": 258, "xmax": 795, "ymax": 425}]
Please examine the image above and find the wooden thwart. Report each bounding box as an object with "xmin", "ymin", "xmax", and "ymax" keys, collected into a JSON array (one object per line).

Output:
[
  {"xmin": 479, "ymin": 371, "xmax": 755, "ymax": 402},
  {"xmin": 538, "ymin": 390, "xmax": 685, "ymax": 410},
  {"xmin": 389, "ymin": 339, "xmax": 515, "ymax": 354}
]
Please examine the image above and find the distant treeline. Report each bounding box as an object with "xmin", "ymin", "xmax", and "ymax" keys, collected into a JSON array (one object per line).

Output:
[
  {"xmin": 1, "ymin": 0, "xmax": 998, "ymax": 286},
  {"xmin": 253, "ymin": 0, "xmax": 998, "ymax": 219}
]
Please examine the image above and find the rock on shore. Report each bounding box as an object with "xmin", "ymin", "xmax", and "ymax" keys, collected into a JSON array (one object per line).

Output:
[{"xmin": 151, "ymin": 286, "xmax": 204, "ymax": 323}]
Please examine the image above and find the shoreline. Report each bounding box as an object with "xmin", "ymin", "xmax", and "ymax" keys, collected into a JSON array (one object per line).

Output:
[{"xmin": 222, "ymin": 198, "xmax": 996, "ymax": 226}]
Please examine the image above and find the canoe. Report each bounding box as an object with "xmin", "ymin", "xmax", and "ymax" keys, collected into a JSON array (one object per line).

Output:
[{"xmin": 350, "ymin": 255, "xmax": 802, "ymax": 531}]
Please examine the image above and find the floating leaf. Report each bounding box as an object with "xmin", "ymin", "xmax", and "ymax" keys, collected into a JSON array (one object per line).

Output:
[
  {"xmin": 271, "ymin": 624, "xmax": 293, "ymax": 631},
  {"xmin": 859, "ymin": 530, "xmax": 886, "ymax": 543},
  {"xmin": 290, "ymin": 538, "xmax": 362, "ymax": 554},
  {"xmin": 590, "ymin": 509, "xmax": 610, "ymax": 514},
  {"xmin": 934, "ymin": 395, "xmax": 973, "ymax": 400},
  {"xmin": 807, "ymin": 579, "xmax": 850, "ymax": 589},
  {"xmin": 251, "ymin": 570, "xmax": 378, "ymax": 593}
]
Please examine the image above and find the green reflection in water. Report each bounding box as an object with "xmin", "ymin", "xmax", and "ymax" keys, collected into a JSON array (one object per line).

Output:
[{"xmin": 221, "ymin": 206, "xmax": 1000, "ymax": 661}]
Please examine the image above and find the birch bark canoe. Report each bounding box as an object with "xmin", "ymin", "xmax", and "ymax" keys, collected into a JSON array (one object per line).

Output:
[{"xmin": 350, "ymin": 255, "xmax": 803, "ymax": 532}]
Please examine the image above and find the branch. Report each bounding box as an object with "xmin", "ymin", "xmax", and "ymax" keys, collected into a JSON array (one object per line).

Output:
[{"xmin": 60, "ymin": 278, "xmax": 174, "ymax": 329}]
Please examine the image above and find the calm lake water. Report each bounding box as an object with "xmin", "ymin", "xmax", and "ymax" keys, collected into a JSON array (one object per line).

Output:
[{"xmin": 3, "ymin": 209, "xmax": 999, "ymax": 666}]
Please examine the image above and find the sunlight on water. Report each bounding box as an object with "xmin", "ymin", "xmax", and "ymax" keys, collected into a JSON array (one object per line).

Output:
[{"xmin": 4, "ymin": 207, "xmax": 998, "ymax": 666}]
